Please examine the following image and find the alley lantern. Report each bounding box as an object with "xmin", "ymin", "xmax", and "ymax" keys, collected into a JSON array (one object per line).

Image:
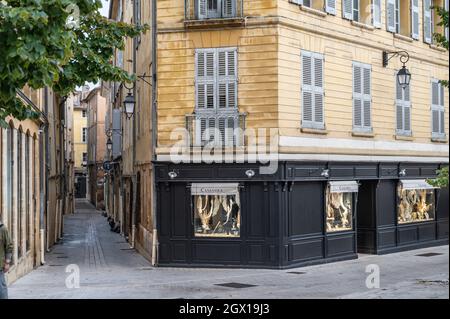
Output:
[
  {"xmin": 382, "ymin": 50, "xmax": 411, "ymax": 89},
  {"xmin": 397, "ymin": 65, "xmax": 411, "ymax": 89},
  {"xmin": 123, "ymin": 91, "xmax": 136, "ymax": 119},
  {"xmin": 106, "ymin": 137, "xmax": 113, "ymax": 151}
]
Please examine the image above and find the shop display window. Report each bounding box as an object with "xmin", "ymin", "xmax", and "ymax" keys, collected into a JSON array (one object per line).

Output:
[
  {"xmin": 398, "ymin": 180, "xmax": 436, "ymax": 224},
  {"xmin": 192, "ymin": 184, "xmax": 241, "ymax": 237},
  {"xmin": 326, "ymin": 181, "xmax": 358, "ymax": 233}
]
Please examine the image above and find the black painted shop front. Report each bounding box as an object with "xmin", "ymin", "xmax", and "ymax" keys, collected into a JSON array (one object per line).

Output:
[{"xmin": 155, "ymin": 162, "xmax": 449, "ymax": 268}]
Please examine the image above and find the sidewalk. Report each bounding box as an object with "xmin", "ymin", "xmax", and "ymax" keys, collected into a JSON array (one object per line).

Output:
[{"xmin": 9, "ymin": 200, "xmax": 449, "ymax": 299}]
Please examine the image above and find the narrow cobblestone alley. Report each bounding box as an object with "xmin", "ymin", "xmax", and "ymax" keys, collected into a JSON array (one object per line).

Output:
[{"xmin": 7, "ymin": 199, "xmax": 448, "ymax": 299}]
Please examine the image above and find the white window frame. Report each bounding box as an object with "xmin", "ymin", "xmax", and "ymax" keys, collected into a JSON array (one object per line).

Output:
[
  {"xmin": 352, "ymin": 62, "xmax": 372, "ymax": 132},
  {"xmin": 431, "ymin": 79, "xmax": 446, "ymax": 139},
  {"xmin": 301, "ymin": 50, "xmax": 325, "ymax": 130}
]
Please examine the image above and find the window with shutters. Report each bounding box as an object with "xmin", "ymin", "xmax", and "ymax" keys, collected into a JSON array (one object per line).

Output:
[
  {"xmin": 386, "ymin": 0, "xmax": 414, "ymax": 37},
  {"xmin": 192, "ymin": 0, "xmax": 242, "ymax": 19},
  {"xmin": 342, "ymin": 0, "xmax": 379, "ymax": 26},
  {"xmin": 430, "ymin": 0, "xmax": 448, "ymax": 43},
  {"xmin": 431, "ymin": 79, "xmax": 446, "ymax": 140},
  {"xmin": 301, "ymin": 51, "xmax": 325, "ymax": 129},
  {"xmin": 396, "ymin": 72, "xmax": 412, "ymax": 136},
  {"xmin": 290, "ymin": 0, "xmax": 336, "ymax": 13},
  {"xmin": 194, "ymin": 48, "xmax": 243, "ymax": 147},
  {"xmin": 352, "ymin": 62, "xmax": 372, "ymax": 132}
]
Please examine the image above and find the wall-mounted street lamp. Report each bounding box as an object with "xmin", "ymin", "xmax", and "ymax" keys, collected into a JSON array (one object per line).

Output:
[
  {"xmin": 123, "ymin": 91, "xmax": 136, "ymax": 119},
  {"xmin": 382, "ymin": 50, "xmax": 411, "ymax": 89},
  {"xmin": 106, "ymin": 137, "xmax": 113, "ymax": 151}
]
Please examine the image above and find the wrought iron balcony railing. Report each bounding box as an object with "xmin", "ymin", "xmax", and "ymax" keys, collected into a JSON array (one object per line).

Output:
[
  {"xmin": 185, "ymin": 0, "xmax": 244, "ymax": 21},
  {"xmin": 186, "ymin": 112, "xmax": 246, "ymax": 147}
]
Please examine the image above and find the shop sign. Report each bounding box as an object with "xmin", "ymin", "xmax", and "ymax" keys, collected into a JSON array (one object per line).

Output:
[
  {"xmin": 400, "ymin": 179, "xmax": 437, "ymax": 190},
  {"xmin": 191, "ymin": 183, "xmax": 239, "ymax": 196},
  {"xmin": 329, "ymin": 181, "xmax": 359, "ymax": 193}
]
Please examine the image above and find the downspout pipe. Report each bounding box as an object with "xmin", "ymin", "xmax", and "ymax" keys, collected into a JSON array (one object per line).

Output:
[
  {"xmin": 151, "ymin": 0, "xmax": 158, "ymax": 267},
  {"xmin": 131, "ymin": 0, "xmax": 138, "ymax": 249}
]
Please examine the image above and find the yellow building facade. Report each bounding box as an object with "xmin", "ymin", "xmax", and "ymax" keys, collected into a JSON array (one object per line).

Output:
[{"xmin": 153, "ymin": 0, "xmax": 449, "ymax": 268}]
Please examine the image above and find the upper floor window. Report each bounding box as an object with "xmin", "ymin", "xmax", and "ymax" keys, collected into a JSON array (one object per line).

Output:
[
  {"xmin": 291, "ymin": 0, "xmax": 337, "ymax": 14},
  {"xmin": 82, "ymin": 110, "xmax": 87, "ymax": 117},
  {"xmin": 343, "ymin": 0, "xmax": 382, "ymax": 27},
  {"xmin": 193, "ymin": 47, "xmax": 243, "ymax": 146},
  {"xmin": 352, "ymin": 62, "xmax": 372, "ymax": 132},
  {"xmin": 431, "ymin": 79, "xmax": 446, "ymax": 139},
  {"xmin": 424, "ymin": 0, "xmax": 449, "ymax": 44},
  {"xmin": 301, "ymin": 50, "xmax": 325, "ymax": 129},
  {"xmin": 82, "ymin": 128, "xmax": 88, "ymax": 143},
  {"xmin": 387, "ymin": 0, "xmax": 420, "ymax": 39},
  {"xmin": 197, "ymin": 0, "xmax": 237, "ymax": 19}
]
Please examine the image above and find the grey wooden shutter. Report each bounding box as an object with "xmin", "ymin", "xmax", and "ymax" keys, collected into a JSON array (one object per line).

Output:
[
  {"xmin": 353, "ymin": 62, "xmax": 371, "ymax": 131},
  {"xmin": 411, "ymin": 0, "xmax": 420, "ymax": 39},
  {"xmin": 198, "ymin": 0, "xmax": 208, "ymax": 19},
  {"xmin": 445, "ymin": 0, "xmax": 449, "ymax": 41},
  {"xmin": 386, "ymin": 0, "xmax": 396, "ymax": 32},
  {"xmin": 302, "ymin": 51, "xmax": 313, "ymax": 124},
  {"xmin": 112, "ymin": 109, "xmax": 122, "ymax": 158},
  {"xmin": 424, "ymin": 0, "xmax": 432, "ymax": 43},
  {"xmin": 196, "ymin": 49, "xmax": 216, "ymax": 111},
  {"xmin": 222, "ymin": 0, "xmax": 235, "ymax": 18},
  {"xmin": 362, "ymin": 66, "xmax": 371, "ymax": 129},
  {"xmin": 431, "ymin": 80, "xmax": 445, "ymax": 136},
  {"xmin": 353, "ymin": 64, "xmax": 363, "ymax": 128},
  {"xmin": 325, "ymin": 0, "xmax": 337, "ymax": 15},
  {"xmin": 372, "ymin": 0, "xmax": 382, "ymax": 28},
  {"xmin": 342, "ymin": 0, "xmax": 353, "ymax": 20},
  {"xmin": 396, "ymin": 74, "xmax": 412, "ymax": 134},
  {"xmin": 313, "ymin": 54, "xmax": 324, "ymax": 126},
  {"xmin": 218, "ymin": 48, "xmax": 237, "ymax": 110}
]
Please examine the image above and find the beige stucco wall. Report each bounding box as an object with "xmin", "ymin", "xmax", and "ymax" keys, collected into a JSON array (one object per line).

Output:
[{"xmin": 155, "ymin": 0, "xmax": 449, "ymax": 161}]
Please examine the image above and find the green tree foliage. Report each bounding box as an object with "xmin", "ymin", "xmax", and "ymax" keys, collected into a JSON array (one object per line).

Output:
[
  {"xmin": 433, "ymin": 5, "xmax": 449, "ymax": 87},
  {"xmin": 0, "ymin": 0, "xmax": 147, "ymax": 126},
  {"xmin": 428, "ymin": 166, "xmax": 449, "ymax": 188}
]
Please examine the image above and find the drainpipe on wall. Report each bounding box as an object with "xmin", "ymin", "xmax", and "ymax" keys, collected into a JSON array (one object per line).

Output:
[
  {"xmin": 130, "ymin": 0, "xmax": 138, "ymax": 249},
  {"xmin": 151, "ymin": 0, "xmax": 158, "ymax": 267}
]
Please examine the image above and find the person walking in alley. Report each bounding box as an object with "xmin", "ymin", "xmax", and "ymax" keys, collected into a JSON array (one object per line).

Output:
[{"xmin": 0, "ymin": 219, "xmax": 13, "ymax": 299}]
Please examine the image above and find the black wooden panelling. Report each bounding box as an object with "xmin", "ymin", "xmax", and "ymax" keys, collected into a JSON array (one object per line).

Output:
[
  {"xmin": 192, "ymin": 242, "xmax": 242, "ymax": 264},
  {"xmin": 288, "ymin": 182, "xmax": 323, "ymax": 237},
  {"xmin": 377, "ymin": 228, "xmax": 396, "ymax": 248},
  {"xmin": 326, "ymin": 234, "xmax": 355, "ymax": 257},
  {"xmin": 288, "ymin": 238, "xmax": 324, "ymax": 262},
  {"xmin": 329, "ymin": 164, "xmax": 354, "ymax": 178},
  {"xmin": 376, "ymin": 180, "xmax": 396, "ymax": 227},
  {"xmin": 248, "ymin": 244, "xmax": 265, "ymax": 264},
  {"xmin": 379, "ymin": 164, "xmax": 398, "ymax": 178},
  {"xmin": 418, "ymin": 223, "xmax": 436, "ymax": 241},
  {"xmin": 159, "ymin": 243, "xmax": 170, "ymax": 262},
  {"xmin": 421, "ymin": 165, "xmax": 439, "ymax": 177},
  {"xmin": 437, "ymin": 220, "xmax": 449, "ymax": 239},
  {"xmin": 437, "ymin": 188, "xmax": 449, "ymax": 220},
  {"xmin": 246, "ymin": 183, "xmax": 265, "ymax": 239},
  {"xmin": 172, "ymin": 242, "xmax": 188, "ymax": 262},
  {"xmin": 287, "ymin": 164, "xmax": 327, "ymax": 179},
  {"xmin": 159, "ymin": 188, "xmax": 171, "ymax": 237},
  {"xmin": 173, "ymin": 185, "xmax": 188, "ymax": 238},
  {"xmin": 398, "ymin": 226, "xmax": 418, "ymax": 244},
  {"xmin": 355, "ymin": 165, "xmax": 378, "ymax": 179},
  {"xmin": 399, "ymin": 164, "xmax": 421, "ymax": 178},
  {"xmin": 357, "ymin": 229, "xmax": 376, "ymax": 251}
]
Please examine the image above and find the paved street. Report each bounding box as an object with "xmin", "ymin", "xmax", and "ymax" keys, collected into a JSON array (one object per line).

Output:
[{"xmin": 9, "ymin": 199, "xmax": 449, "ymax": 299}]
